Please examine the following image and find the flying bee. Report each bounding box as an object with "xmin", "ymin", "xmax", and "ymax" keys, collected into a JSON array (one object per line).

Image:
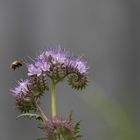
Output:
[{"xmin": 10, "ymin": 60, "xmax": 22, "ymax": 70}]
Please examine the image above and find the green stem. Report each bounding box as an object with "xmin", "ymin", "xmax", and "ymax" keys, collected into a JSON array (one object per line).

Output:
[
  {"xmin": 35, "ymin": 101, "xmax": 48, "ymax": 122},
  {"xmin": 52, "ymin": 80, "xmax": 57, "ymax": 117}
]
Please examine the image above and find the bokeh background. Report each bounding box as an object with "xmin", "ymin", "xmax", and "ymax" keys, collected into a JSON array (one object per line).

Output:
[{"xmin": 0, "ymin": 0, "xmax": 139, "ymax": 140}]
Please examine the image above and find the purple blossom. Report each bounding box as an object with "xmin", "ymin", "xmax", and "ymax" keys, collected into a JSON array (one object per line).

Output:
[
  {"xmin": 28, "ymin": 64, "xmax": 42, "ymax": 76},
  {"xmin": 27, "ymin": 47, "xmax": 88, "ymax": 89},
  {"xmin": 73, "ymin": 58, "xmax": 88, "ymax": 74},
  {"xmin": 66, "ymin": 56, "xmax": 88, "ymax": 74},
  {"xmin": 11, "ymin": 76, "xmax": 49, "ymax": 112},
  {"xmin": 27, "ymin": 47, "xmax": 68, "ymax": 76},
  {"xmin": 45, "ymin": 47, "xmax": 67, "ymax": 64},
  {"xmin": 11, "ymin": 79, "xmax": 30, "ymax": 97},
  {"xmin": 35, "ymin": 59, "xmax": 50, "ymax": 72},
  {"xmin": 44, "ymin": 116, "xmax": 74, "ymax": 136}
]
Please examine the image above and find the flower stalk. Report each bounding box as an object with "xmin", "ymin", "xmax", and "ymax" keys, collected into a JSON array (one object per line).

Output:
[
  {"xmin": 51, "ymin": 80, "xmax": 57, "ymax": 117},
  {"xmin": 35, "ymin": 100, "xmax": 48, "ymax": 122}
]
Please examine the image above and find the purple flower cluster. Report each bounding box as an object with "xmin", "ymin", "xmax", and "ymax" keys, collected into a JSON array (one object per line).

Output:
[
  {"xmin": 11, "ymin": 79, "xmax": 30, "ymax": 98},
  {"xmin": 10, "ymin": 47, "xmax": 86, "ymax": 139},
  {"xmin": 28, "ymin": 47, "xmax": 88, "ymax": 76},
  {"xmin": 11, "ymin": 47, "xmax": 88, "ymax": 112},
  {"xmin": 11, "ymin": 76, "xmax": 48, "ymax": 112},
  {"xmin": 43, "ymin": 116, "xmax": 75, "ymax": 138},
  {"xmin": 11, "ymin": 79, "xmax": 34, "ymax": 112},
  {"xmin": 28, "ymin": 47, "xmax": 67, "ymax": 76},
  {"xmin": 27, "ymin": 47, "xmax": 88, "ymax": 89}
]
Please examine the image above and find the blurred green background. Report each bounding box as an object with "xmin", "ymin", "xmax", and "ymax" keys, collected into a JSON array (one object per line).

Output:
[{"xmin": 0, "ymin": 0, "xmax": 139, "ymax": 140}]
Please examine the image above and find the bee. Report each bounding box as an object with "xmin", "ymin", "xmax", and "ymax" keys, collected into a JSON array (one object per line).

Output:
[{"xmin": 10, "ymin": 60, "xmax": 22, "ymax": 70}]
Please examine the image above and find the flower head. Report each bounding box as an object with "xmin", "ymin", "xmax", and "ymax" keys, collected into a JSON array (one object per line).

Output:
[
  {"xmin": 66, "ymin": 56, "xmax": 88, "ymax": 73},
  {"xmin": 40, "ymin": 116, "xmax": 82, "ymax": 140},
  {"xmin": 45, "ymin": 47, "xmax": 67, "ymax": 64},
  {"xmin": 27, "ymin": 46, "xmax": 88, "ymax": 90},
  {"xmin": 42, "ymin": 116, "xmax": 75, "ymax": 139},
  {"xmin": 66, "ymin": 57, "xmax": 88, "ymax": 90},
  {"xmin": 28, "ymin": 64, "xmax": 41, "ymax": 76},
  {"xmin": 74, "ymin": 58, "xmax": 88, "ymax": 74},
  {"xmin": 11, "ymin": 79, "xmax": 34, "ymax": 112},
  {"xmin": 11, "ymin": 76, "xmax": 49, "ymax": 112},
  {"xmin": 11, "ymin": 79, "xmax": 30, "ymax": 97}
]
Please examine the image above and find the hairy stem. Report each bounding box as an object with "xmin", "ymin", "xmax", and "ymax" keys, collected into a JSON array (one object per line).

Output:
[
  {"xmin": 52, "ymin": 80, "xmax": 57, "ymax": 117},
  {"xmin": 35, "ymin": 100, "xmax": 48, "ymax": 122}
]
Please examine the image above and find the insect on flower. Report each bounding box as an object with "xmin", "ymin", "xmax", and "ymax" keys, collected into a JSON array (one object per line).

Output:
[{"xmin": 10, "ymin": 60, "xmax": 22, "ymax": 70}]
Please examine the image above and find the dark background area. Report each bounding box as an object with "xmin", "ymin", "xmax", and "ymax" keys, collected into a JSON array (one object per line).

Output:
[{"xmin": 0, "ymin": 0, "xmax": 139, "ymax": 140}]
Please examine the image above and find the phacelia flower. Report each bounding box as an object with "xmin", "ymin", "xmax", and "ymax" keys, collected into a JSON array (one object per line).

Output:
[
  {"xmin": 28, "ymin": 64, "xmax": 42, "ymax": 76},
  {"xmin": 72, "ymin": 58, "xmax": 88, "ymax": 74},
  {"xmin": 11, "ymin": 79, "xmax": 30, "ymax": 97},
  {"xmin": 42, "ymin": 116, "xmax": 75, "ymax": 139},
  {"xmin": 11, "ymin": 77, "xmax": 49, "ymax": 112},
  {"xmin": 66, "ymin": 57, "xmax": 88, "ymax": 74},
  {"xmin": 11, "ymin": 79, "xmax": 35, "ymax": 112},
  {"xmin": 45, "ymin": 47, "xmax": 67, "ymax": 64},
  {"xmin": 27, "ymin": 46, "xmax": 88, "ymax": 90}
]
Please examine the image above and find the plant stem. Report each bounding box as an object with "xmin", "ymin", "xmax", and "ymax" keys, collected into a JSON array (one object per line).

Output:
[
  {"xmin": 35, "ymin": 101, "xmax": 48, "ymax": 122},
  {"xmin": 52, "ymin": 80, "xmax": 57, "ymax": 117}
]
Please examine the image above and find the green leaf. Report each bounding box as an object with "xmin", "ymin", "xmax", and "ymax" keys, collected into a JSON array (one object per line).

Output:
[
  {"xmin": 74, "ymin": 120, "xmax": 82, "ymax": 138},
  {"xmin": 75, "ymin": 121, "xmax": 81, "ymax": 131},
  {"xmin": 16, "ymin": 113, "xmax": 43, "ymax": 121}
]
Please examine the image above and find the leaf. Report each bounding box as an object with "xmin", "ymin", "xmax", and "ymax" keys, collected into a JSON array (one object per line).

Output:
[
  {"xmin": 74, "ymin": 120, "xmax": 81, "ymax": 137},
  {"xmin": 75, "ymin": 121, "xmax": 81, "ymax": 130},
  {"xmin": 16, "ymin": 113, "xmax": 43, "ymax": 121}
]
